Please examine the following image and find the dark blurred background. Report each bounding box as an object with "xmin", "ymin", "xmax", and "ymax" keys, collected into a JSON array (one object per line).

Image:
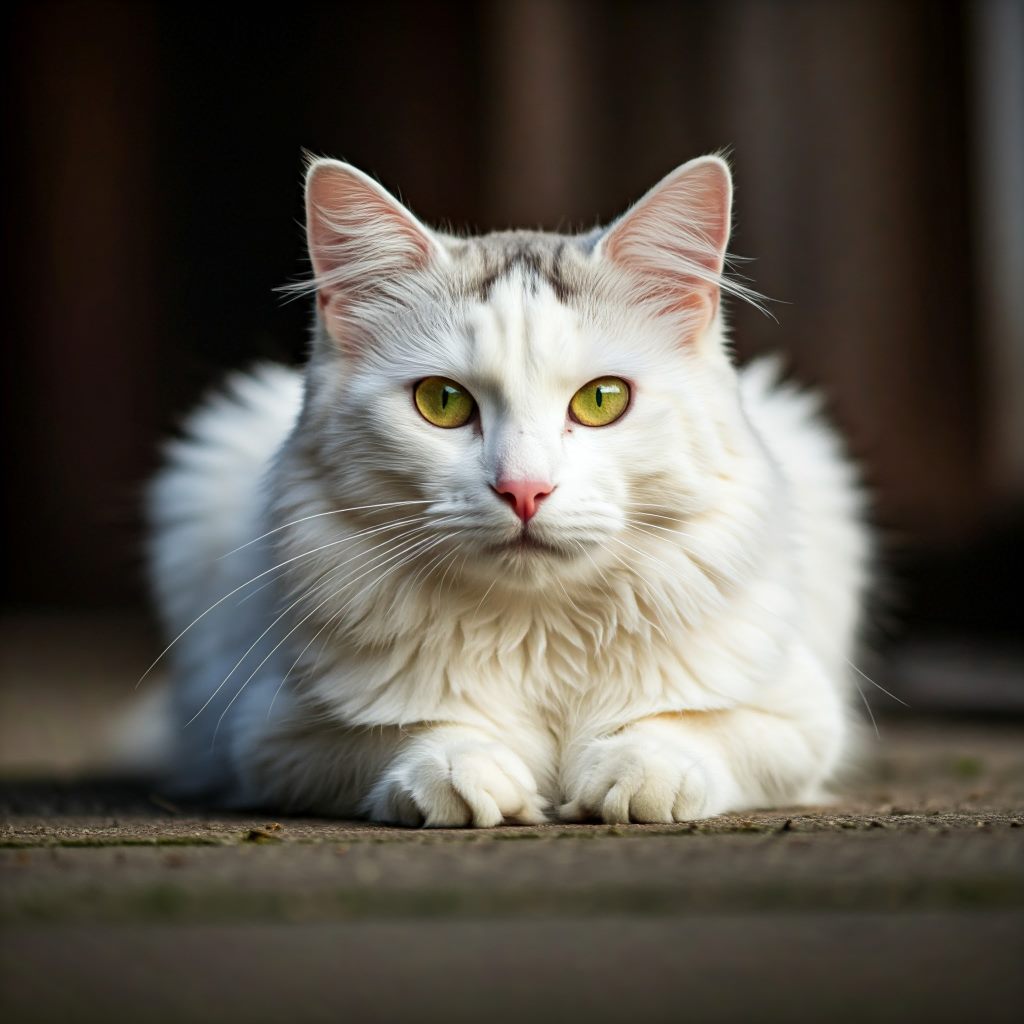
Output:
[{"xmin": 2, "ymin": 0, "xmax": 1022, "ymax": 751}]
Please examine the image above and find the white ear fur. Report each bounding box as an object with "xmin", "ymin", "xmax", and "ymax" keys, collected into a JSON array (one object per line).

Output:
[
  {"xmin": 597, "ymin": 156, "xmax": 733, "ymax": 337},
  {"xmin": 305, "ymin": 159, "xmax": 445, "ymax": 344}
]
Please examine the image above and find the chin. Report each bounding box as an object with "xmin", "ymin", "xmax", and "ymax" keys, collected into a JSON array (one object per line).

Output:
[{"xmin": 467, "ymin": 533, "xmax": 590, "ymax": 590}]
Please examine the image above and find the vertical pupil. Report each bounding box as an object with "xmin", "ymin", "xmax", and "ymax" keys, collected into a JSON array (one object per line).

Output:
[
  {"xmin": 441, "ymin": 386, "xmax": 451, "ymax": 410},
  {"xmin": 595, "ymin": 387, "xmax": 603, "ymax": 408}
]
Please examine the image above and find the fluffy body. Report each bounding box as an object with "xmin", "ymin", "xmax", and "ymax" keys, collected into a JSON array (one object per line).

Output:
[{"xmin": 148, "ymin": 160, "xmax": 870, "ymax": 826}]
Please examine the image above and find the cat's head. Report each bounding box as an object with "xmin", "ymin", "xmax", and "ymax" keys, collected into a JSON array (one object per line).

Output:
[{"xmin": 288, "ymin": 156, "xmax": 758, "ymax": 589}]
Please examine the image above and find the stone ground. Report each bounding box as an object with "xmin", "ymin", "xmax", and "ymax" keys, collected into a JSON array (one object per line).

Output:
[{"xmin": 1, "ymin": 614, "xmax": 1023, "ymax": 1022}]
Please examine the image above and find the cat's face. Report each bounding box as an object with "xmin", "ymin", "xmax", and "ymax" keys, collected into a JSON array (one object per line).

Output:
[{"xmin": 296, "ymin": 158, "xmax": 747, "ymax": 587}]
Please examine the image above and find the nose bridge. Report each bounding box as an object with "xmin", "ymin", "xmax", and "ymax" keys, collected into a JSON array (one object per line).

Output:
[{"xmin": 488, "ymin": 416, "xmax": 557, "ymax": 485}]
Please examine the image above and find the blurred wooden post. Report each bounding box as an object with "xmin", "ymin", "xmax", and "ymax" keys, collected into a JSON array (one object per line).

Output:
[
  {"xmin": 717, "ymin": 0, "xmax": 985, "ymax": 544},
  {"xmin": 5, "ymin": 3, "xmax": 159, "ymax": 603},
  {"xmin": 969, "ymin": 0, "xmax": 1024, "ymax": 506},
  {"xmin": 481, "ymin": 0, "xmax": 600, "ymax": 228}
]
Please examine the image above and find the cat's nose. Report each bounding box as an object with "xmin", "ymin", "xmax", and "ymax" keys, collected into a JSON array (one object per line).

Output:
[{"xmin": 492, "ymin": 479, "xmax": 554, "ymax": 523}]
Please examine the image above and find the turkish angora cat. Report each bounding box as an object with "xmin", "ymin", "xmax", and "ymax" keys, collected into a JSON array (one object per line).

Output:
[{"xmin": 147, "ymin": 155, "xmax": 869, "ymax": 826}]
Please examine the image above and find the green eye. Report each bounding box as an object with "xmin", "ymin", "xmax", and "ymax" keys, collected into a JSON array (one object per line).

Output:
[
  {"xmin": 414, "ymin": 376, "xmax": 477, "ymax": 428},
  {"xmin": 569, "ymin": 377, "xmax": 630, "ymax": 427}
]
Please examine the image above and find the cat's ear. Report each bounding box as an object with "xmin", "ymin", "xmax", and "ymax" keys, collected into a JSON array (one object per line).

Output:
[
  {"xmin": 304, "ymin": 158, "xmax": 445, "ymax": 347},
  {"xmin": 596, "ymin": 156, "xmax": 732, "ymax": 340}
]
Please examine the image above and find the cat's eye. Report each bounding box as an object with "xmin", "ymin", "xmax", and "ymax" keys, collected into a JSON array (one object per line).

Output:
[
  {"xmin": 414, "ymin": 376, "xmax": 477, "ymax": 428},
  {"xmin": 569, "ymin": 377, "xmax": 630, "ymax": 427}
]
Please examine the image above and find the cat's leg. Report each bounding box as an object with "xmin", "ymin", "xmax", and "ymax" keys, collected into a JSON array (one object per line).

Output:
[
  {"xmin": 560, "ymin": 679, "xmax": 845, "ymax": 823},
  {"xmin": 238, "ymin": 712, "xmax": 548, "ymax": 827}
]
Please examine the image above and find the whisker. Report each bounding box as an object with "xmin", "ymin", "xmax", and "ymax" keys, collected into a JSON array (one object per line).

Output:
[
  {"xmin": 137, "ymin": 512, "xmax": 434, "ymax": 687},
  {"xmin": 552, "ymin": 573, "xmax": 604, "ymax": 640},
  {"xmin": 312, "ymin": 524, "xmax": 467, "ymax": 672},
  {"xmin": 856, "ymin": 683, "xmax": 881, "ymax": 740},
  {"xmin": 218, "ymin": 529, "xmax": 448, "ymax": 739},
  {"xmin": 218, "ymin": 499, "xmax": 436, "ymax": 559},
  {"xmin": 270, "ymin": 537, "xmax": 444, "ymax": 716},
  {"xmin": 845, "ymin": 657, "xmax": 909, "ymax": 708},
  {"xmin": 264, "ymin": 530, "xmax": 459, "ymax": 721},
  {"xmin": 623, "ymin": 518, "xmax": 727, "ymax": 568},
  {"xmin": 234, "ymin": 570, "xmax": 287, "ymax": 608},
  {"xmin": 574, "ymin": 540, "xmax": 617, "ymax": 606},
  {"xmin": 318, "ymin": 531, "xmax": 459, "ymax": 676},
  {"xmin": 602, "ymin": 539, "xmax": 669, "ymax": 640},
  {"xmin": 188, "ymin": 522, "xmax": 439, "ymax": 727},
  {"xmin": 471, "ymin": 575, "xmax": 499, "ymax": 617},
  {"xmin": 607, "ymin": 533, "xmax": 677, "ymax": 576},
  {"xmin": 624, "ymin": 519, "xmax": 732, "ymax": 590},
  {"xmin": 624, "ymin": 516, "xmax": 706, "ymax": 543},
  {"xmin": 624, "ymin": 501, "xmax": 687, "ymax": 514},
  {"xmin": 405, "ymin": 539, "xmax": 465, "ymax": 597},
  {"xmin": 436, "ymin": 549, "xmax": 463, "ymax": 599},
  {"xmin": 624, "ymin": 506, "xmax": 683, "ymax": 521}
]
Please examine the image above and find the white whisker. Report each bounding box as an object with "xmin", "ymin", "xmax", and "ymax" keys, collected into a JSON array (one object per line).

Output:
[
  {"xmin": 137, "ymin": 512, "xmax": 434, "ymax": 687},
  {"xmin": 624, "ymin": 519, "xmax": 732, "ymax": 590},
  {"xmin": 471, "ymin": 575, "xmax": 500, "ymax": 617},
  {"xmin": 189, "ymin": 521, "xmax": 440, "ymax": 728},
  {"xmin": 263, "ymin": 529, "xmax": 460, "ymax": 722},
  {"xmin": 603, "ymin": 539, "xmax": 669, "ymax": 640},
  {"xmin": 436, "ymin": 549, "xmax": 463, "ymax": 599},
  {"xmin": 856, "ymin": 683, "xmax": 880, "ymax": 740},
  {"xmin": 217, "ymin": 529, "xmax": 448, "ymax": 739},
  {"xmin": 574, "ymin": 540, "xmax": 618, "ymax": 612},
  {"xmin": 845, "ymin": 657, "xmax": 909, "ymax": 708},
  {"xmin": 310, "ymin": 523, "xmax": 468, "ymax": 677},
  {"xmin": 218, "ymin": 499, "xmax": 435, "ymax": 559}
]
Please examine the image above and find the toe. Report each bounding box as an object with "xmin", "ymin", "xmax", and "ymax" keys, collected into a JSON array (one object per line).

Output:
[
  {"xmin": 390, "ymin": 790, "xmax": 425, "ymax": 827},
  {"xmin": 558, "ymin": 799, "xmax": 588, "ymax": 822},
  {"xmin": 629, "ymin": 780, "xmax": 677, "ymax": 824},
  {"xmin": 509, "ymin": 796, "xmax": 549, "ymax": 825},
  {"xmin": 601, "ymin": 782, "xmax": 633, "ymax": 824}
]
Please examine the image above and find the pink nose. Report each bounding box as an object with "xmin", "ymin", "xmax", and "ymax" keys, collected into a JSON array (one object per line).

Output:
[{"xmin": 492, "ymin": 479, "xmax": 554, "ymax": 523}]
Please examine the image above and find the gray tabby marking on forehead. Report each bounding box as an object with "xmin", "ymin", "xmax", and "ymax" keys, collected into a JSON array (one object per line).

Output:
[{"xmin": 445, "ymin": 230, "xmax": 593, "ymax": 304}]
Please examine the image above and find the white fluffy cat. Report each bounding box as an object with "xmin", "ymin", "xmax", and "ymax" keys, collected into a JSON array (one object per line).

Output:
[{"xmin": 147, "ymin": 155, "xmax": 869, "ymax": 826}]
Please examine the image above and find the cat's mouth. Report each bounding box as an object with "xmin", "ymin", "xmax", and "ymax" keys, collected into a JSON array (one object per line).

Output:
[{"xmin": 490, "ymin": 532, "xmax": 570, "ymax": 558}]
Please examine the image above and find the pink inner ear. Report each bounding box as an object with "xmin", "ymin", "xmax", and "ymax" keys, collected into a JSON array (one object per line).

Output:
[
  {"xmin": 304, "ymin": 162, "xmax": 439, "ymax": 349},
  {"xmin": 306, "ymin": 163, "xmax": 436, "ymax": 297},
  {"xmin": 603, "ymin": 158, "xmax": 732, "ymax": 330},
  {"xmin": 309, "ymin": 176, "xmax": 434, "ymax": 275}
]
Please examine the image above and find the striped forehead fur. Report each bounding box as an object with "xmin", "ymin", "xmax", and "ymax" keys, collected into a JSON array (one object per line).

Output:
[{"xmin": 442, "ymin": 232, "xmax": 586, "ymax": 305}]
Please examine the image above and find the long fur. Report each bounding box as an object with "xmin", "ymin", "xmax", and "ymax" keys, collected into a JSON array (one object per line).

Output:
[{"xmin": 147, "ymin": 157, "xmax": 870, "ymax": 825}]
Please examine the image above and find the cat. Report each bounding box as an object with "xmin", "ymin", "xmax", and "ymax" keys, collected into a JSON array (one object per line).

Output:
[{"xmin": 147, "ymin": 154, "xmax": 870, "ymax": 826}]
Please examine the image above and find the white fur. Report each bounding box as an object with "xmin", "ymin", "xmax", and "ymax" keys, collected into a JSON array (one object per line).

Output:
[{"xmin": 147, "ymin": 158, "xmax": 870, "ymax": 825}]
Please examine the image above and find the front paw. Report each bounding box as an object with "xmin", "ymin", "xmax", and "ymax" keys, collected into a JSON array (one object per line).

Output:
[
  {"xmin": 364, "ymin": 729, "xmax": 548, "ymax": 828},
  {"xmin": 560, "ymin": 727, "xmax": 728, "ymax": 824}
]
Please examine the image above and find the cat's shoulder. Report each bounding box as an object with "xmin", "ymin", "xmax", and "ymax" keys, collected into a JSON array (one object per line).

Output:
[
  {"xmin": 737, "ymin": 355, "xmax": 857, "ymax": 483},
  {"xmin": 149, "ymin": 362, "xmax": 304, "ymax": 530},
  {"xmin": 738, "ymin": 355, "xmax": 819, "ymax": 420},
  {"xmin": 171, "ymin": 363, "xmax": 303, "ymax": 460}
]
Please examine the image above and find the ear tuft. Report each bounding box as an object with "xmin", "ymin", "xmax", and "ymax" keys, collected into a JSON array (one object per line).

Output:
[
  {"xmin": 303, "ymin": 160, "xmax": 443, "ymax": 333},
  {"xmin": 598, "ymin": 156, "xmax": 736, "ymax": 334}
]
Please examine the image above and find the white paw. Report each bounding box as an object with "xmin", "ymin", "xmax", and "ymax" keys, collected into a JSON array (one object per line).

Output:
[
  {"xmin": 560, "ymin": 728, "xmax": 728, "ymax": 824},
  {"xmin": 364, "ymin": 730, "xmax": 548, "ymax": 828}
]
